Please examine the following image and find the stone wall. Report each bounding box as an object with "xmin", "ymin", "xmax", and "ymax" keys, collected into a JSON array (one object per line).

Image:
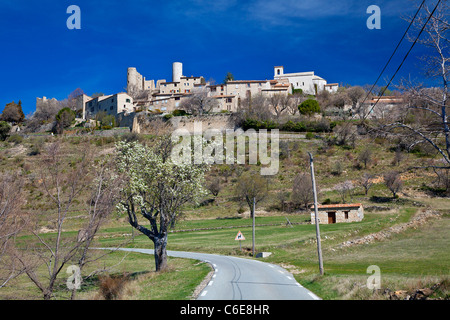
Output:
[
  {"xmin": 131, "ymin": 113, "xmax": 238, "ymax": 134},
  {"xmin": 169, "ymin": 114, "xmax": 237, "ymax": 133}
]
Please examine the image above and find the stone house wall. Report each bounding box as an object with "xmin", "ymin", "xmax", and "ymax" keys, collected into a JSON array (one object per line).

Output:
[{"xmin": 311, "ymin": 204, "xmax": 364, "ymax": 224}]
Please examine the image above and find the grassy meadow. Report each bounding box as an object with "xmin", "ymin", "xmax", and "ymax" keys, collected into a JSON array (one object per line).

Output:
[{"xmin": 0, "ymin": 131, "xmax": 449, "ymax": 299}]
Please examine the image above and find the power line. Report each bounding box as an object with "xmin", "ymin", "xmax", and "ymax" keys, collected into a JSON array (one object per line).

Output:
[
  {"xmin": 362, "ymin": 0, "xmax": 442, "ymax": 121},
  {"xmin": 359, "ymin": 0, "xmax": 426, "ymax": 109}
]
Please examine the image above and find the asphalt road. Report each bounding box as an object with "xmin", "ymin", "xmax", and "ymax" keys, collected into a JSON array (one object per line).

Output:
[{"xmin": 114, "ymin": 248, "xmax": 321, "ymax": 300}]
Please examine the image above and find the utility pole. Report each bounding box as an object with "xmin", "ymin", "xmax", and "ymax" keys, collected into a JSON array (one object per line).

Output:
[
  {"xmin": 252, "ymin": 197, "xmax": 256, "ymax": 257},
  {"xmin": 308, "ymin": 152, "xmax": 324, "ymax": 275}
]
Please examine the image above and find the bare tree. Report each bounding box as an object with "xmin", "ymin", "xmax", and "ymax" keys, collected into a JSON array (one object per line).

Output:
[
  {"xmin": 330, "ymin": 90, "xmax": 351, "ymax": 119},
  {"xmin": 206, "ymin": 177, "xmax": 222, "ymax": 197},
  {"xmin": 347, "ymin": 86, "xmax": 367, "ymax": 118},
  {"xmin": 358, "ymin": 147, "xmax": 373, "ymax": 169},
  {"xmin": 69, "ymin": 158, "xmax": 123, "ymax": 300},
  {"xmin": 268, "ymin": 94, "xmax": 291, "ymax": 118},
  {"xmin": 235, "ymin": 171, "xmax": 268, "ymax": 216},
  {"xmin": 316, "ymin": 90, "xmax": 332, "ymax": 111},
  {"xmin": 291, "ymin": 172, "xmax": 314, "ymax": 210},
  {"xmin": 333, "ymin": 123, "xmax": 357, "ymax": 147},
  {"xmin": 235, "ymin": 94, "xmax": 272, "ymax": 124},
  {"xmin": 0, "ymin": 173, "xmax": 27, "ymax": 289},
  {"xmin": 288, "ymin": 93, "xmax": 306, "ymax": 115},
  {"xmin": 381, "ymin": 1, "xmax": 449, "ymax": 168},
  {"xmin": 392, "ymin": 147, "xmax": 405, "ymax": 166},
  {"xmin": 127, "ymin": 84, "xmax": 150, "ymax": 101},
  {"xmin": 180, "ymin": 88, "xmax": 218, "ymax": 115},
  {"xmin": 384, "ymin": 171, "xmax": 403, "ymax": 198},
  {"xmin": 433, "ymin": 166, "xmax": 450, "ymax": 194},
  {"xmin": 14, "ymin": 142, "xmax": 122, "ymax": 300},
  {"xmin": 335, "ymin": 180, "xmax": 354, "ymax": 203},
  {"xmin": 359, "ymin": 173, "xmax": 374, "ymax": 196}
]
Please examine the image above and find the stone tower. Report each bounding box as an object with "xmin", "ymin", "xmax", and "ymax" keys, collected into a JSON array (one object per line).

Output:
[
  {"xmin": 172, "ymin": 62, "xmax": 183, "ymax": 83},
  {"xmin": 274, "ymin": 66, "xmax": 284, "ymax": 78},
  {"xmin": 127, "ymin": 67, "xmax": 143, "ymax": 93}
]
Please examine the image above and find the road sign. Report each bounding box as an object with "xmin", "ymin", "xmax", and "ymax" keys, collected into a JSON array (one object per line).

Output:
[{"xmin": 235, "ymin": 230, "xmax": 245, "ymax": 241}]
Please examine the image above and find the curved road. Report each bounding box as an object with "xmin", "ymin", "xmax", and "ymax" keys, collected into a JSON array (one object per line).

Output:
[{"xmin": 114, "ymin": 248, "xmax": 321, "ymax": 300}]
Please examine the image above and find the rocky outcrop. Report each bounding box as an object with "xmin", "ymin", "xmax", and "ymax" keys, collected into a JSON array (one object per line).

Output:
[{"xmin": 383, "ymin": 282, "xmax": 448, "ymax": 300}]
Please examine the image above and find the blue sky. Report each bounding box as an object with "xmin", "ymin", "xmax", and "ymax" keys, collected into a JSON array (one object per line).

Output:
[{"xmin": 0, "ymin": 0, "xmax": 435, "ymax": 115}]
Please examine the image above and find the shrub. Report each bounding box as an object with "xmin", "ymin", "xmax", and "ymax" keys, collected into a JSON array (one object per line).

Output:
[
  {"xmin": 305, "ymin": 132, "xmax": 315, "ymax": 140},
  {"xmin": 0, "ymin": 121, "xmax": 11, "ymax": 141},
  {"xmin": 28, "ymin": 144, "xmax": 41, "ymax": 156},
  {"xmin": 100, "ymin": 115, "xmax": 117, "ymax": 128},
  {"xmin": 243, "ymin": 119, "xmax": 278, "ymax": 130},
  {"xmin": 7, "ymin": 134, "xmax": 23, "ymax": 145},
  {"xmin": 298, "ymin": 99, "xmax": 320, "ymax": 116},
  {"xmin": 55, "ymin": 107, "xmax": 76, "ymax": 126},
  {"xmin": 172, "ymin": 109, "xmax": 188, "ymax": 116},
  {"xmin": 98, "ymin": 274, "xmax": 129, "ymax": 300}
]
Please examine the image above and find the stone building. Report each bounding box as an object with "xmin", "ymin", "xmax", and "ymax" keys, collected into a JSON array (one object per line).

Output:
[
  {"xmin": 273, "ymin": 66, "xmax": 335, "ymax": 95},
  {"xmin": 310, "ymin": 203, "xmax": 364, "ymax": 224},
  {"xmin": 85, "ymin": 92, "xmax": 135, "ymax": 119}
]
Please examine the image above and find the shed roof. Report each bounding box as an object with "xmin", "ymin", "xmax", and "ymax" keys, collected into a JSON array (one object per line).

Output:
[{"xmin": 310, "ymin": 203, "xmax": 362, "ymax": 209}]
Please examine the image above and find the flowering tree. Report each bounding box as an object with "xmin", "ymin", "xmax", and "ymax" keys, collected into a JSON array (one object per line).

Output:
[{"xmin": 115, "ymin": 140, "xmax": 208, "ymax": 271}]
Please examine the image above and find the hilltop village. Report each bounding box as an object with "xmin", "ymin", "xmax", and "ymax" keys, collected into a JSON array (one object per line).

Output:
[{"xmin": 36, "ymin": 63, "xmax": 339, "ymax": 123}]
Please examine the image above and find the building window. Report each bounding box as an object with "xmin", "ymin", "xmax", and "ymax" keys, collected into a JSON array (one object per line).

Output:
[
  {"xmin": 110, "ymin": 106, "xmax": 113, "ymax": 110},
  {"xmin": 126, "ymin": 98, "xmax": 131, "ymax": 103},
  {"xmin": 344, "ymin": 211, "xmax": 349, "ymax": 219}
]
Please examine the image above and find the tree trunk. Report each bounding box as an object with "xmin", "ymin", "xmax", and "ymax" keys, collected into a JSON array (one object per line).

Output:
[
  {"xmin": 43, "ymin": 289, "xmax": 52, "ymax": 300},
  {"xmin": 153, "ymin": 234, "xmax": 168, "ymax": 272}
]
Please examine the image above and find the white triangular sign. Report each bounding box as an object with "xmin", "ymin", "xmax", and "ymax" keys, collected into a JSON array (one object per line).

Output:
[{"xmin": 235, "ymin": 230, "xmax": 245, "ymax": 241}]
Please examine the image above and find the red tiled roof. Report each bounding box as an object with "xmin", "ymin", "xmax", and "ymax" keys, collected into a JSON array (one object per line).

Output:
[
  {"xmin": 227, "ymin": 80, "xmax": 267, "ymax": 84},
  {"xmin": 310, "ymin": 203, "xmax": 362, "ymax": 209}
]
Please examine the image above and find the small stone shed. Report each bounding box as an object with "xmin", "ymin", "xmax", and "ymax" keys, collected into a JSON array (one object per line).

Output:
[{"xmin": 310, "ymin": 203, "xmax": 364, "ymax": 224}]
